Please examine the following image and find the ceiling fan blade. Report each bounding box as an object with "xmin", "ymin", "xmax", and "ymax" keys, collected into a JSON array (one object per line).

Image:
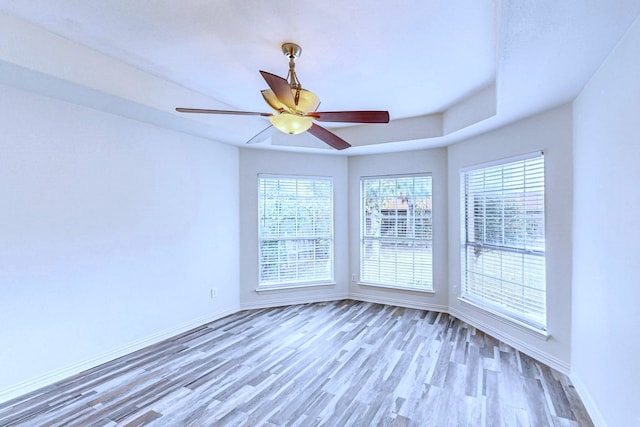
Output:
[
  {"xmin": 246, "ymin": 125, "xmax": 276, "ymax": 144},
  {"xmin": 307, "ymin": 123, "xmax": 351, "ymax": 150},
  {"xmin": 259, "ymin": 71, "xmax": 296, "ymax": 110},
  {"xmin": 176, "ymin": 108, "xmax": 271, "ymax": 116},
  {"xmin": 308, "ymin": 110, "xmax": 390, "ymax": 123}
]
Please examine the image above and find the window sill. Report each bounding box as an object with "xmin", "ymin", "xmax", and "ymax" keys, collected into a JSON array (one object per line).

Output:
[
  {"xmin": 457, "ymin": 297, "xmax": 549, "ymax": 341},
  {"xmin": 255, "ymin": 282, "xmax": 336, "ymax": 293},
  {"xmin": 358, "ymin": 282, "xmax": 434, "ymax": 294}
]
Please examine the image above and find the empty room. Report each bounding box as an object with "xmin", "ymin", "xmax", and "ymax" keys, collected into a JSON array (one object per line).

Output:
[{"xmin": 0, "ymin": 1, "xmax": 638, "ymax": 426}]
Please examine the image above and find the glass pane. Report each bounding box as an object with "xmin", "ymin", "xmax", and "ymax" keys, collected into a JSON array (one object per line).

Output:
[
  {"xmin": 258, "ymin": 176, "xmax": 333, "ymax": 286},
  {"xmin": 360, "ymin": 174, "xmax": 433, "ymax": 290},
  {"xmin": 461, "ymin": 155, "xmax": 546, "ymax": 329}
]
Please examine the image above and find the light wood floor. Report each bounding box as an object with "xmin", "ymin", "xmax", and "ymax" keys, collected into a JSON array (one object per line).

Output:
[{"xmin": 0, "ymin": 300, "xmax": 593, "ymax": 426}]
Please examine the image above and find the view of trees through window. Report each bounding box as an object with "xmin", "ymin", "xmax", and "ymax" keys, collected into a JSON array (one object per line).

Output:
[
  {"xmin": 361, "ymin": 174, "xmax": 433, "ymax": 290},
  {"xmin": 462, "ymin": 154, "xmax": 546, "ymax": 329},
  {"xmin": 258, "ymin": 175, "xmax": 333, "ymax": 286}
]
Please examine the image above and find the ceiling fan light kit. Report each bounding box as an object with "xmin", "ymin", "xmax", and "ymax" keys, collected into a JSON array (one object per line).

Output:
[
  {"xmin": 269, "ymin": 113, "xmax": 313, "ymax": 134},
  {"xmin": 176, "ymin": 42, "xmax": 389, "ymax": 149}
]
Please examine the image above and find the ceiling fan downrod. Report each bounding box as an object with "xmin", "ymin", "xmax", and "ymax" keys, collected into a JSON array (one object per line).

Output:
[{"xmin": 282, "ymin": 42, "xmax": 303, "ymax": 92}]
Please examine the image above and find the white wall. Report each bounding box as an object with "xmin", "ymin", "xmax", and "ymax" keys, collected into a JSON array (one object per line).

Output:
[
  {"xmin": 347, "ymin": 148, "xmax": 449, "ymax": 310},
  {"xmin": 0, "ymin": 84, "xmax": 240, "ymax": 401},
  {"xmin": 238, "ymin": 148, "xmax": 349, "ymax": 308},
  {"xmin": 572, "ymin": 15, "xmax": 640, "ymax": 427},
  {"xmin": 447, "ymin": 105, "xmax": 574, "ymax": 372}
]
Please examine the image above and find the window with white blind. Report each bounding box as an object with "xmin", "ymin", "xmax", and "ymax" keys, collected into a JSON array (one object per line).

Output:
[
  {"xmin": 460, "ymin": 153, "xmax": 546, "ymax": 330},
  {"xmin": 360, "ymin": 174, "xmax": 433, "ymax": 291},
  {"xmin": 258, "ymin": 175, "xmax": 334, "ymax": 287}
]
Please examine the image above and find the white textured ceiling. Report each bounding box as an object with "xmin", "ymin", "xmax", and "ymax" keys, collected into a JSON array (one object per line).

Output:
[{"xmin": 0, "ymin": 1, "xmax": 639, "ymax": 154}]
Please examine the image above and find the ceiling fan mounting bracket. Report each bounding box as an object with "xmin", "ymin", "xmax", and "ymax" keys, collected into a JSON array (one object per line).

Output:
[{"xmin": 281, "ymin": 42, "xmax": 302, "ymax": 60}]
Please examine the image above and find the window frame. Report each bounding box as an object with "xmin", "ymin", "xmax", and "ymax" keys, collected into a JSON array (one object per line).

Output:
[
  {"xmin": 459, "ymin": 152, "xmax": 547, "ymax": 331},
  {"xmin": 257, "ymin": 174, "xmax": 335, "ymax": 289},
  {"xmin": 359, "ymin": 173, "xmax": 434, "ymax": 292}
]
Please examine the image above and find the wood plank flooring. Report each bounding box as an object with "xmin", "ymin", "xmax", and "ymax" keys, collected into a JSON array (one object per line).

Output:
[{"xmin": 0, "ymin": 300, "xmax": 593, "ymax": 426}]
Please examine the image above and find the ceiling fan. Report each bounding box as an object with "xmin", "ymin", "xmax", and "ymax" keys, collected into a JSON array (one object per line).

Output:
[{"xmin": 176, "ymin": 43, "xmax": 390, "ymax": 150}]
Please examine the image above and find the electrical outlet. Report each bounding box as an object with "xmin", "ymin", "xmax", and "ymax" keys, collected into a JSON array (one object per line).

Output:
[
  {"xmin": 351, "ymin": 274, "xmax": 356, "ymax": 282},
  {"xmin": 210, "ymin": 288, "xmax": 217, "ymax": 299}
]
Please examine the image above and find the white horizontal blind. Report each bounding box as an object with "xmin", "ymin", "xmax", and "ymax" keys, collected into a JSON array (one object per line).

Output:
[
  {"xmin": 258, "ymin": 175, "xmax": 333, "ymax": 286},
  {"xmin": 361, "ymin": 174, "xmax": 433, "ymax": 290},
  {"xmin": 461, "ymin": 154, "xmax": 546, "ymax": 329}
]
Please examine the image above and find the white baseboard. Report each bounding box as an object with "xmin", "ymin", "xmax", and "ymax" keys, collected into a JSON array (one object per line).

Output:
[
  {"xmin": 349, "ymin": 292, "xmax": 449, "ymax": 312},
  {"xmin": 239, "ymin": 293, "xmax": 349, "ymax": 310},
  {"xmin": 0, "ymin": 307, "xmax": 236, "ymax": 405},
  {"xmin": 569, "ymin": 373, "xmax": 607, "ymax": 427},
  {"xmin": 449, "ymin": 306, "xmax": 570, "ymax": 374}
]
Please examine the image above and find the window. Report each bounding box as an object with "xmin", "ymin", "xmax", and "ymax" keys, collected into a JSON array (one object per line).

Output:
[
  {"xmin": 460, "ymin": 153, "xmax": 546, "ymax": 330},
  {"xmin": 258, "ymin": 175, "xmax": 333, "ymax": 287},
  {"xmin": 360, "ymin": 174, "xmax": 433, "ymax": 290}
]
